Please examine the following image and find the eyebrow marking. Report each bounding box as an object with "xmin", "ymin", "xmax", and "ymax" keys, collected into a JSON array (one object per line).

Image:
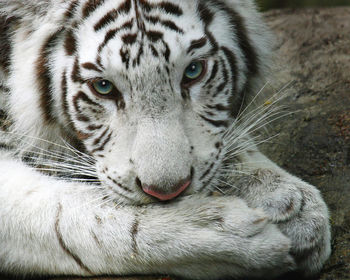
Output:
[
  {"xmin": 187, "ymin": 37, "xmax": 208, "ymax": 54},
  {"xmin": 81, "ymin": 62, "xmax": 103, "ymax": 73}
]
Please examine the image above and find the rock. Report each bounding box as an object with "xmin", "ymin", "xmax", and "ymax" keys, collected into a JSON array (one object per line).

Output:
[
  {"xmin": 262, "ymin": 7, "xmax": 350, "ymax": 280},
  {"xmin": 1, "ymin": 6, "xmax": 349, "ymax": 280}
]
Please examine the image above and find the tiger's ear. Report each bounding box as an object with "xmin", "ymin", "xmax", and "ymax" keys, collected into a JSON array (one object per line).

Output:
[{"xmin": 0, "ymin": 0, "xmax": 54, "ymax": 19}]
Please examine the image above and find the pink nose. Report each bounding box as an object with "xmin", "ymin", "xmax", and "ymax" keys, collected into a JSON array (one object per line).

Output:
[{"xmin": 142, "ymin": 180, "xmax": 191, "ymax": 201}]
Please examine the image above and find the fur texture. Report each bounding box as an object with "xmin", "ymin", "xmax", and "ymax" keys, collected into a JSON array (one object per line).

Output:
[{"xmin": 0, "ymin": 0, "xmax": 330, "ymax": 278}]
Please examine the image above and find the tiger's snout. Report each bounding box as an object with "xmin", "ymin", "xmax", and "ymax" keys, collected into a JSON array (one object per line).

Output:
[{"xmin": 132, "ymin": 118, "xmax": 193, "ymax": 201}]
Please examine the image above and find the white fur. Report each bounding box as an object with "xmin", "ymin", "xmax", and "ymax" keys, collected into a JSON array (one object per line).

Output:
[{"xmin": 0, "ymin": 0, "xmax": 330, "ymax": 278}]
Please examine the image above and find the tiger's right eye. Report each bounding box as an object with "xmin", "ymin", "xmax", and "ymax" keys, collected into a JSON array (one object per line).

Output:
[
  {"xmin": 88, "ymin": 79, "xmax": 120, "ymax": 99},
  {"xmin": 181, "ymin": 60, "xmax": 207, "ymax": 88},
  {"xmin": 92, "ymin": 80, "xmax": 114, "ymax": 95}
]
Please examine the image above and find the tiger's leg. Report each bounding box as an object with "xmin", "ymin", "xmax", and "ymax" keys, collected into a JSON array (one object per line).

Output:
[
  {"xmin": 0, "ymin": 152, "xmax": 295, "ymax": 279},
  {"xmin": 233, "ymin": 148, "xmax": 331, "ymax": 276}
]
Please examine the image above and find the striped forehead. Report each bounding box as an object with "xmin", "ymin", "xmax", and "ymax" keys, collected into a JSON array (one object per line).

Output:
[{"xmin": 76, "ymin": 0, "xmax": 206, "ymax": 69}]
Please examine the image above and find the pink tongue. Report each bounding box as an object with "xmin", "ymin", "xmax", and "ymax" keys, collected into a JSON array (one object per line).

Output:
[{"xmin": 143, "ymin": 181, "xmax": 191, "ymax": 201}]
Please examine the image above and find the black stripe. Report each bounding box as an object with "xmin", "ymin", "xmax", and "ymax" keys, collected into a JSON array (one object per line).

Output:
[
  {"xmin": 187, "ymin": 37, "xmax": 207, "ymax": 54},
  {"xmin": 144, "ymin": 15, "xmax": 184, "ymax": 34},
  {"xmin": 71, "ymin": 57, "xmax": 84, "ymax": 83},
  {"xmin": 82, "ymin": 0, "xmax": 106, "ymax": 19},
  {"xmin": 0, "ymin": 16, "xmax": 13, "ymax": 73},
  {"xmin": 213, "ymin": 57, "xmax": 229, "ymax": 97},
  {"xmin": 93, "ymin": 128, "xmax": 109, "ymax": 146},
  {"xmin": 73, "ymin": 91, "xmax": 103, "ymax": 122},
  {"xmin": 81, "ymin": 62, "xmax": 103, "ymax": 73},
  {"xmin": 120, "ymin": 48, "xmax": 130, "ymax": 69},
  {"xmin": 205, "ymin": 0, "xmax": 258, "ymax": 77},
  {"xmin": 200, "ymin": 115, "xmax": 229, "ymax": 128},
  {"xmin": 134, "ymin": 42, "xmax": 144, "ymax": 66},
  {"xmin": 36, "ymin": 29, "xmax": 64, "ymax": 124},
  {"xmin": 91, "ymin": 131, "xmax": 112, "ymax": 153},
  {"xmin": 55, "ymin": 204, "xmax": 93, "ymax": 274},
  {"xmin": 61, "ymin": 70, "xmax": 70, "ymax": 122},
  {"xmin": 145, "ymin": 30, "xmax": 163, "ymax": 42},
  {"xmin": 98, "ymin": 20, "xmax": 134, "ymax": 53},
  {"xmin": 64, "ymin": 0, "xmax": 79, "ymax": 22},
  {"xmin": 64, "ymin": 29, "xmax": 77, "ymax": 56},
  {"xmin": 131, "ymin": 216, "xmax": 139, "ymax": 254},
  {"xmin": 197, "ymin": 2, "xmax": 219, "ymax": 54},
  {"xmin": 207, "ymin": 104, "xmax": 230, "ymax": 111},
  {"xmin": 0, "ymin": 143, "xmax": 14, "ymax": 150},
  {"xmin": 87, "ymin": 124, "xmax": 103, "ymax": 131},
  {"xmin": 199, "ymin": 162, "xmax": 215, "ymax": 181},
  {"xmin": 205, "ymin": 60, "xmax": 219, "ymax": 86},
  {"xmin": 139, "ymin": 1, "xmax": 183, "ymax": 17},
  {"xmin": 122, "ymin": 33, "xmax": 138, "ymax": 45},
  {"xmin": 94, "ymin": 0, "xmax": 132, "ymax": 31},
  {"xmin": 107, "ymin": 176, "xmax": 133, "ymax": 193},
  {"xmin": 221, "ymin": 46, "xmax": 240, "ymax": 116}
]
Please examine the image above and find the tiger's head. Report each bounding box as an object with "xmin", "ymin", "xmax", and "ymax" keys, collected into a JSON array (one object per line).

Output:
[{"xmin": 2, "ymin": 0, "xmax": 271, "ymax": 205}]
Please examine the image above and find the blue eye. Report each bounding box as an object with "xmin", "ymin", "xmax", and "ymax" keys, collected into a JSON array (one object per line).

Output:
[
  {"xmin": 92, "ymin": 80, "xmax": 114, "ymax": 95},
  {"xmin": 182, "ymin": 61, "xmax": 206, "ymax": 87},
  {"xmin": 185, "ymin": 61, "xmax": 203, "ymax": 79}
]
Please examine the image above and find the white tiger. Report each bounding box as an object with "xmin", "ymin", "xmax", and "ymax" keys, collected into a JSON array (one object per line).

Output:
[{"xmin": 0, "ymin": 0, "xmax": 331, "ymax": 279}]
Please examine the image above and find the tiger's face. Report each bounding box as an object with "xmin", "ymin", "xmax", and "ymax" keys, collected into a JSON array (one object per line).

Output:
[{"xmin": 57, "ymin": 0, "xmax": 266, "ymax": 205}]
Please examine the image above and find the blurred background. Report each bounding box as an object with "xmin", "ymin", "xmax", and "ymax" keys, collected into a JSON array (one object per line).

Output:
[{"xmin": 257, "ymin": 0, "xmax": 350, "ymax": 10}]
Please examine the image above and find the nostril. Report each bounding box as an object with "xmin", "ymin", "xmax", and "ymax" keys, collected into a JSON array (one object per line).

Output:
[
  {"xmin": 139, "ymin": 178, "xmax": 192, "ymax": 201},
  {"xmin": 135, "ymin": 177, "xmax": 142, "ymax": 188}
]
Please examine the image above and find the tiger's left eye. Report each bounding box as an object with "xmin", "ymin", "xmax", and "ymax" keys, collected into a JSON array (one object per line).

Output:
[
  {"xmin": 92, "ymin": 79, "xmax": 114, "ymax": 96},
  {"xmin": 182, "ymin": 61, "xmax": 207, "ymax": 87}
]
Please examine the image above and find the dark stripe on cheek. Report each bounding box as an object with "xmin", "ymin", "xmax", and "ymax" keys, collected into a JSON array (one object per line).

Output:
[
  {"xmin": 36, "ymin": 29, "xmax": 64, "ymax": 124},
  {"xmin": 73, "ymin": 91, "xmax": 103, "ymax": 122},
  {"xmin": 61, "ymin": 70, "xmax": 70, "ymax": 121},
  {"xmin": 71, "ymin": 57, "xmax": 84, "ymax": 83},
  {"xmin": 200, "ymin": 115, "xmax": 229, "ymax": 128},
  {"xmin": 91, "ymin": 131, "xmax": 112, "ymax": 153},
  {"xmin": 64, "ymin": 29, "xmax": 77, "ymax": 56},
  {"xmin": 221, "ymin": 46, "xmax": 240, "ymax": 116},
  {"xmin": 205, "ymin": 60, "xmax": 218, "ymax": 86},
  {"xmin": 93, "ymin": 128, "xmax": 109, "ymax": 146},
  {"xmin": 88, "ymin": 124, "xmax": 103, "ymax": 131},
  {"xmin": 199, "ymin": 162, "xmax": 214, "ymax": 181},
  {"xmin": 214, "ymin": 57, "xmax": 229, "ymax": 97}
]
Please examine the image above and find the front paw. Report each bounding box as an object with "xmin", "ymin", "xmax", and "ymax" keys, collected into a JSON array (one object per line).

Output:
[
  {"xmin": 233, "ymin": 169, "xmax": 331, "ymax": 276},
  {"xmin": 280, "ymin": 186, "xmax": 331, "ymax": 276},
  {"xmin": 235, "ymin": 169, "xmax": 303, "ymax": 223},
  {"xmin": 171, "ymin": 196, "xmax": 296, "ymax": 278}
]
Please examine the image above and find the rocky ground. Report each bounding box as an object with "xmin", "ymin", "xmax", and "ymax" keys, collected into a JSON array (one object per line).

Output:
[
  {"xmin": 262, "ymin": 7, "xmax": 350, "ymax": 280},
  {"xmin": 1, "ymin": 6, "xmax": 349, "ymax": 280}
]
